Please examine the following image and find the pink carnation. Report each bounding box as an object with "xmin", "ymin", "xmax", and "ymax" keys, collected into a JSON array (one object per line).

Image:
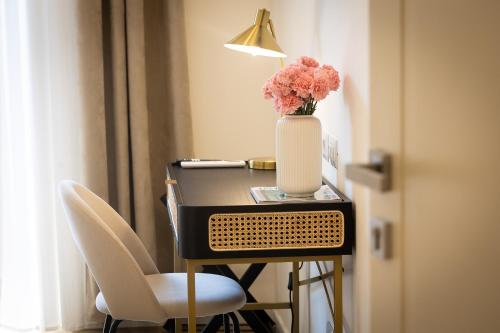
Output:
[
  {"xmin": 291, "ymin": 71, "xmax": 314, "ymax": 98},
  {"xmin": 297, "ymin": 56, "xmax": 319, "ymax": 68},
  {"xmin": 278, "ymin": 65, "xmax": 301, "ymax": 85},
  {"xmin": 310, "ymin": 72, "xmax": 330, "ymax": 101},
  {"xmin": 269, "ymin": 74, "xmax": 291, "ymax": 97},
  {"xmin": 273, "ymin": 99, "xmax": 282, "ymax": 113},
  {"xmin": 278, "ymin": 93, "xmax": 304, "ymax": 115},
  {"xmin": 303, "ymin": 66, "xmax": 316, "ymax": 76},
  {"xmin": 262, "ymin": 81, "xmax": 273, "ymax": 99},
  {"xmin": 320, "ymin": 65, "xmax": 340, "ymax": 91}
]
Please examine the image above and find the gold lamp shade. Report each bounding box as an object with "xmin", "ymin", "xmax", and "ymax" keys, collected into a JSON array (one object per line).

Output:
[{"xmin": 224, "ymin": 8, "xmax": 286, "ymax": 58}]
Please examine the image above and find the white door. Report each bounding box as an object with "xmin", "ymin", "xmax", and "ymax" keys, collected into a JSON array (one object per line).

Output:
[{"xmin": 365, "ymin": 0, "xmax": 500, "ymax": 332}]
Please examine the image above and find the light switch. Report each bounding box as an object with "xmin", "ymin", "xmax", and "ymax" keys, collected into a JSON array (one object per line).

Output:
[{"xmin": 370, "ymin": 218, "xmax": 392, "ymax": 259}]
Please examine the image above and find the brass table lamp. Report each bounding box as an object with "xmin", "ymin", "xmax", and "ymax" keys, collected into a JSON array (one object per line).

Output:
[
  {"xmin": 224, "ymin": 8, "xmax": 286, "ymax": 63},
  {"xmin": 224, "ymin": 8, "xmax": 286, "ymax": 170}
]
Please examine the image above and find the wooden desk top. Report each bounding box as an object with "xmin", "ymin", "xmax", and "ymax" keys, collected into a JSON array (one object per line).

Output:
[
  {"xmin": 165, "ymin": 164, "xmax": 354, "ymax": 259},
  {"xmin": 167, "ymin": 164, "xmax": 349, "ymax": 207}
]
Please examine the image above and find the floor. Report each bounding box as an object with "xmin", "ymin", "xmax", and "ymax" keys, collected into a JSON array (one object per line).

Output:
[{"xmin": 82, "ymin": 323, "xmax": 253, "ymax": 332}]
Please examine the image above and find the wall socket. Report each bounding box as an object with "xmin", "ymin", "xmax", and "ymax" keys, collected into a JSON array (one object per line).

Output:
[{"xmin": 322, "ymin": 131, "xmax": 338, "ymax": 169}]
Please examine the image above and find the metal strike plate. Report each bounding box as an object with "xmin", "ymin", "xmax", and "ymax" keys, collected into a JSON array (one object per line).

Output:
[{"xmin": 345, "ymin": 149, "xmax": 391, "ymax": 192}]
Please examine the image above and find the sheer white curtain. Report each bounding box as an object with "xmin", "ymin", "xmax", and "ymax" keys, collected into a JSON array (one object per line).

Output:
[{"xmin": 0, "ymin": 0, "xmax": 97, "ymax": 331}]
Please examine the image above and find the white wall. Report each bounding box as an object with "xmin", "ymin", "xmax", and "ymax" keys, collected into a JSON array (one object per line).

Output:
[
  {"xmin": 184, "ymin": 0, "xmax": 278, "ymax": 160},
  {"xmin": 271, "ymin": 1, "xmax": 369, "ymax": 332}
]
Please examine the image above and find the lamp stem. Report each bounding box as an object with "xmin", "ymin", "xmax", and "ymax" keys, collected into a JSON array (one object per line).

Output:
[{"xmin": 268, "ymin": 19, "xmax": 284, "ymax": 68}]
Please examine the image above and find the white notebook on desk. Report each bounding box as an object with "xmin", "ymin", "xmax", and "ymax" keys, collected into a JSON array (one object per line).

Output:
[{"xmin": 179, "ymin": 160, "xmax": 246, "ymax": 168}]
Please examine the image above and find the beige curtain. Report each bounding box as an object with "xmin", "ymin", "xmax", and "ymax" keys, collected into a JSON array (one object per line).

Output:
[{"xmin": 74, "ymin": 0, "xmax": 193, "ymax": 324}]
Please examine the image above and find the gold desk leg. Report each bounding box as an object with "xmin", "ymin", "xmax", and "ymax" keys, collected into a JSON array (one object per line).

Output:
[
  {"xmin": 292, "ymin": 261, "xmax": 300, "ymax": 333},
  {"xmin": 187, "ymin": 260, "xmax": 196, "ymax": 333},
  {"xmin": 334, "ymin": 256, "xmax": 343, "ymax": 333}
]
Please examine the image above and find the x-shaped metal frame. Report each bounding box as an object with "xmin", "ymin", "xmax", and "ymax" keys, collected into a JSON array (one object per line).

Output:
[{"xmin": 200, "ymin": 263, "xmax": 275, "ymax": 333}]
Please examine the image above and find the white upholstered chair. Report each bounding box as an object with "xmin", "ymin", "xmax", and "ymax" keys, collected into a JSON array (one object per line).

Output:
[{"xmin": 59, "ymin": 180, "xmax": 246, "ymax": 333}]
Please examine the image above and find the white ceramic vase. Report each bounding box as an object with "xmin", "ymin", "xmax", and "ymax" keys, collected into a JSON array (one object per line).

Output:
[{"xmin": 276, "ymin": 115, "xmax": 322, "ymax": 197}]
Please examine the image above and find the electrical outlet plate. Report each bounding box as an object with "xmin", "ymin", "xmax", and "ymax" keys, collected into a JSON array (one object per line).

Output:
[
  {"xmin": 322, "ymin": 132, "xmax": 329, "ymax": 160},
  {"xmin": 329, "ymin": 135, "xmax": 338, "ymax": 168},
  {"xmin": 322, "ymin": 131, "xmax": 339, "ymax": 169}
]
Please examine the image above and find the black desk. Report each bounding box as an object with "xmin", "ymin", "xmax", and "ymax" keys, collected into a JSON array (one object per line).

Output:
[{"xmin": 164, "ymin": 164, "xmax": 354, "ymax": 333}]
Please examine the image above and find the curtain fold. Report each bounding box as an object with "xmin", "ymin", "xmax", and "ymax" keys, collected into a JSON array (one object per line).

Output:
[
  {"xmin": 76, "ymin": 0, "xmax": 193, "ymax": 326},
  {"xmin": 0, "ymin": 0, "xmax": 192, "ymax": 331}
]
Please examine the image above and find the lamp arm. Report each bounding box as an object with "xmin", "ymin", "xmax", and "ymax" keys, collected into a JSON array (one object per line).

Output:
[{"xmin": 268, "ymin": 19, "xmax": 285, "ymax": 68}]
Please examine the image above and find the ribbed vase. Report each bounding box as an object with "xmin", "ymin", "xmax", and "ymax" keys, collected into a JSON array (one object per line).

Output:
[{"xmin": 276, "ymin": 115, "xmax": 322, "ymax": 197}]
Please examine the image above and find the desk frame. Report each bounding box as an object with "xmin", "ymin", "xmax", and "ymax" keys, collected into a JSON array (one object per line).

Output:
[{"xmin": 183, "ymin": 255, "xmax": 343, "ymax": 333}]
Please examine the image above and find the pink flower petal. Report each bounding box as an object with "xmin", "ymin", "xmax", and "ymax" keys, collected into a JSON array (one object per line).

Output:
[{"xmin": 297, "ymin": 56, "xmax": 319, "ymax": 68}]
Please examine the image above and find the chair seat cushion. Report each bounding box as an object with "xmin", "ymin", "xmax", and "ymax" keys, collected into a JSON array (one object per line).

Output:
[{"xmin": 96, "ymin": 273, "xmax": 246, "ymax": 319}]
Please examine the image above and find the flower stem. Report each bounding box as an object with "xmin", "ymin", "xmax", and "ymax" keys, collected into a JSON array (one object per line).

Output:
[{"xmin": 292, "ymin": 99, "xmax": 317, "ymax": 116}]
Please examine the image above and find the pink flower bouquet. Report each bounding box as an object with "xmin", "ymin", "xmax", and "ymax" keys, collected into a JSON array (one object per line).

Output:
[{"xmin": 263, "ymin": 56, "xmax": 340, "ymax": 115}]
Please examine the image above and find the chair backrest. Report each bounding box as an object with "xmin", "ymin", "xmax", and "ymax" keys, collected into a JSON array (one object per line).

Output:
[
  {"xmin": 73, "ymin": 184, "xmax": 159, "ymax": 275},
  {"xmin": 59, "ymin": 180, "xmax": 165, "ymax": 322}
]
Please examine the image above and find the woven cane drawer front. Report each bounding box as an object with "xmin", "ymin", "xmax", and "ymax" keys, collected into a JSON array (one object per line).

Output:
[{"xmin": 209, "ymin": 210, "xmax": 344, "ymax": 251}]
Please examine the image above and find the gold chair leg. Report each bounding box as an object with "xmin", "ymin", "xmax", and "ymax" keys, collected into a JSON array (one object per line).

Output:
[
  {"xmin": 334, "ymin": 256, "xmax": 343, "ymax": 333},
  {"xmin": 187, "ymin": 260, "xmax": 196, "ymax": 333},
  {"xmin": 292, "ymin": 261, "xmax": 300, "ymax": 333}
]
